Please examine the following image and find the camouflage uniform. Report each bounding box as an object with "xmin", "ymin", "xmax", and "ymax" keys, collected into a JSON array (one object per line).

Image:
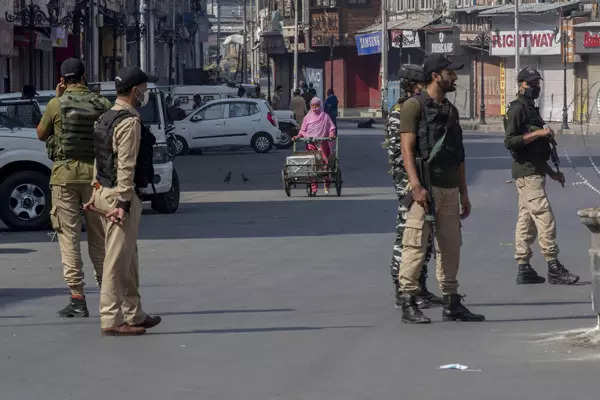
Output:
[{"xmin": 384, "ymin": 97, "xmax": 434, "ymax": 304}]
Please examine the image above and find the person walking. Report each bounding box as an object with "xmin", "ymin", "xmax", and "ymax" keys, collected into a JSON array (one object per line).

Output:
[
  {"xmin": 290, "ymin": 89, "xmax": 307, "ymax": 125},
  {"xmin": 396, "ymin": 54, "xmax": 485, "ymax": 324},
  {"xmin": 87, "ymin": 66, "xmax": 161, "ymax": 336},
  {"xmin": 36, "ymin": 58, "xmax": 111, "ymax": 318},
  {"xmin": 384, "ymin": 64, "xmax": 441, "ymax": 310},
  {"xmin": 295, "ymin": 97, "xmax": 336, "ymax": 195},
  {"xmin": 323, "ymin": 89, "xmax": 338, "ymax": 128},
  {"xmin": 272, "ymin": 85, "xmax": 283, "ymax": 110},
  {"xmin": 504, "ymin": 67, "xmax": 579, "ymax": 285}
]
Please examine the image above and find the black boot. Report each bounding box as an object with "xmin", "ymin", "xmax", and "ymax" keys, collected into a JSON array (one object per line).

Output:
[
  {"xmin": 400, "ymin": 294, "xmax": 431, "ymax": 324},
  {"xmin": 547, "ymin": 260, "xmax": 579, "ymax": 285},
  {"xmin": 442, "ymin": 294, "xmax": 485, "ymax": 322},
  {"xmin": 393, "ymin": 279, "xmax": 402, "ymax": 309},
  {"xmin": 418, "ymin": 269, "xmax": 444, "ymax": 306},
  {"xmin": 516, "ymin": 263, "xmax": 545, "ymax": 284},
  {"xmin": 58, "ymin": 296, "xmax": 89, "ymax": 318}
]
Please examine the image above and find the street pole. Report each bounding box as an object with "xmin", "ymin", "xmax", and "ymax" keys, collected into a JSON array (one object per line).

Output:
[
  {"xmin": 255, "ymin": 0, "xmax": 259, "ymax": 84},
  {"xmin": 479, "ymin": 34, "xmax": 486, "ymax": 125},
  {"xmin": 329, "ymin": 36, "xmax": 334, "ymax": 92},
  {"xmin": 562, "ymin": 12, "xmax": 569, "ymax": 129},
  {"xmin": 92, "ymin": 1, "xmax": 100, "ymax": 81},
  {"xmin": 217, "ymin": 1, "xmax": 221, "ymax": 80},
  {"xmin": 381, "ymin": 0, "xmax": 388, "ymax": 118},
  {"xmin": 139, "ymin": 0, "xmax": 147, "ymax": 71},
  {"xmin": 514, "ymin": 0, "xmax": 520, "ymax": 93},
  {"xmin": 243, "ymin": 0, "xmax": 247, "ymax": 83},
  {"xmin": 293, "ymin": 0, "xmax": 299, "ymax": 92}
]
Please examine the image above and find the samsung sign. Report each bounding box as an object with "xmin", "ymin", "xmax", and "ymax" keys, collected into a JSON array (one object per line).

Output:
[{"xmin": 355, "ymin": 32, "xmax": 382, "ymax": 55}]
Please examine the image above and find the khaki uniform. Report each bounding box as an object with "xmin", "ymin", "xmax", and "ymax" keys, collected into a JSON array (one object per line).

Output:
[
  {"xmin": 38, "ymin": 85, "xmax": 111, "ymax": 295},
  {"xmin": 290, "ymin": 95, "xmax": 307, "ymax": 125},
  {"xmin": 91, "ymin": 99, "xmax": 148, "ymax": 329},
  {"xmin": 504, "ymin": 95, "xmax": 559, "ymax": 265},
  {"xmin": 396, "ymin": 94, "xmax": 466, "ymax": 296}
]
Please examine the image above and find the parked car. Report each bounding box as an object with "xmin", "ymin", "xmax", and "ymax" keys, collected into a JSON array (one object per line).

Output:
[
  {"xmin": 0, "ymin": 90, "xmax": 56, "ymax": 113},
  {"xmin": 172, "ymin": 98, "xmax": 283, "ymax": 154}
]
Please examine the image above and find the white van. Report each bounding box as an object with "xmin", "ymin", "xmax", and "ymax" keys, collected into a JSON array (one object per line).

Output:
[
  {"xmin": 169, "ymin": 85, "xmax": 239, "ymax": 117},
  {"xmin": 89, "ymin": 81, "xmax": 180, "ymax": 214}
]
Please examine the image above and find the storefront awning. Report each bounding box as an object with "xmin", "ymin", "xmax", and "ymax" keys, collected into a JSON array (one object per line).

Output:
[
  {"xmin": 357, "ymin": 15, "xmax": 438, "ymax": 34},
  {"xmin": 479, "ymin": 1, "xmax": 581, "ymax": 17}
]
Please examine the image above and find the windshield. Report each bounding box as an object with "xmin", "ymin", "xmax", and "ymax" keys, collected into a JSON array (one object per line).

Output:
[{"xmin": 101, "ymin": 92, "xmax": 161, "ymax": 125}]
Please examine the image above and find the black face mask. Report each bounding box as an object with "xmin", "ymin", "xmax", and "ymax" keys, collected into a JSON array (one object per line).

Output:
[{"xmin": 524, "ymin": 86, "xmax": 541, "ymax": 100}]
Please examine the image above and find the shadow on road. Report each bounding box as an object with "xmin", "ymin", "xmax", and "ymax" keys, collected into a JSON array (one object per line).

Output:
[
  {"xmin": 0, "ymin": 248, "xmax": 36, "ymax": 254},
  {"xmin": 146, "ymin": 324, "xmax": 373, "ymax": 336}
]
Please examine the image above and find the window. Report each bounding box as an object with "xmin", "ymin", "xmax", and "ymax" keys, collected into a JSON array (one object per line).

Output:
[
  {"xmin": 313, "ymin": 0, "xmax": 336, "ymax": 7},
  {"xmin": 0, "ymin": 103, "xmax": 41, "ymax": 129},
  {"xmin": 347, "ymin": 0, "xmax": 368, "ymax": 5},
  {"xmin": 197, "ymin": 103, "xmax": 226, "ymax": 120},
  {"xmin": 228, "ymin": 102, "xmax": 259, "ymax": 118}
]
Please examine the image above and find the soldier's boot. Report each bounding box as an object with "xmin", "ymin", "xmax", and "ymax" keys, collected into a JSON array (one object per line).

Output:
[
  {"xmin": 516, "ymin": 263, "xmax": 545, "ymax": 284},
  {"xmin": 417, "ymin": 268, "xmax": 443, "ymax": 307},
  {"xmin": 393, "ymin": 279, "xmax": 402, "ymax": 309},
  {"xmin": 58, "ymin": 296, "xmax": 89, "ymax": 318},
  {"xmin": 442, "ymin": 294, "xmax": 485, "ymax": 322},
  {"xmin": 547, "ymin": 259, "xmax": 580, "ymax": 285},
  {"xmin": 400, "ymin": 294, "xmax": 431, "ymax": 324}
]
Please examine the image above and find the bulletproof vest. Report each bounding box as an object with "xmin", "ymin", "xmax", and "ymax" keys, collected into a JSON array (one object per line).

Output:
[
  {"xmin": 94, "ymin": 110, "xmax": 156, "ymax": 189},
  {"xmin": 507, "ymin": 96, "xmax": 550, "ymax": 161},
  {"xmin": 414, "ymin": 93, "xmax": 462, "ymax": 164},
  {"xmin": 53, "ymin": 91, "xmax": 108, "ymax": 161}
]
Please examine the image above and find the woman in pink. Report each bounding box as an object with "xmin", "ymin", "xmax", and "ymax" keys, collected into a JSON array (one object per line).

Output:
[{"xmin": 295, "ymin": 97, "xmax": 337, "ymax": 195}]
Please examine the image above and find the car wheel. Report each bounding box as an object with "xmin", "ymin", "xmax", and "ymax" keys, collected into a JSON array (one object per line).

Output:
[
  {"xmin": 174, "ymin": 135, "xmax": 189, "ymax": 156},
  {"xmin": 151, "ymin": 170, "xmax": 180, "ymax": 214},
  {"xmin": 275, "ymin": 129, "xmax": 293, "ymax": 149},
  {"xmin": 0, "ymin": 171, "xmax": 51, "ymax": 230},
  {"xmin": 251, "ymin": 133, "xmax": 273, "ymax": 153}
]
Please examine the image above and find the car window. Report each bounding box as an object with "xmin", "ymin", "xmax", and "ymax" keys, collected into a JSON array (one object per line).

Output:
[
  {"xmin": 196, "ymin": 103, "xmax": 225, "ymax": 120},
  {"xmin": 0, "ymin": 103, "xmax": 41, "ymax": 128},
  {"xmin": 229, "ymin": 102, "xmax": 260, "ymax": 118}
]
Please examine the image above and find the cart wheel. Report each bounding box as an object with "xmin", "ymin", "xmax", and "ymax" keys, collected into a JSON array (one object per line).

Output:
[
  {"xmin": 335, "ymin": 169, "xmax": 342, "ymax": 196},
  {"xmin": 281, "ymin": 170, "xmax": 291, "ymax": 197}
]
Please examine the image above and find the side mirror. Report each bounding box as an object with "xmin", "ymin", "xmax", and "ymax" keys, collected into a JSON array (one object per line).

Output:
[{"xmin": 191, "ymin": 115, "xmax": 203, "ymax": 122}]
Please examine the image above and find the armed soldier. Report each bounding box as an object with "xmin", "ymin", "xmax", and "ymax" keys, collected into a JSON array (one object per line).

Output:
[
  {"xmin": 37, "ymin": 58, "xmax": 111, "ymax": 318},
  {"xmin": 396, "ymin": 54, "xmax": 485, "ymax": 324},
  {"xmin": 504, "ymin": 67, "xmax": 579, "ymax": 285},
  {"xmin": 87, "ymin": 66, "xmax": 161, "ymax": 336},
  {"xmin": 384, "ymin": 64, "xmax": 441, "ymax": 310}
]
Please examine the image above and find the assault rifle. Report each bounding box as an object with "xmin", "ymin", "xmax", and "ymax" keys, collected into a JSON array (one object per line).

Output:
[
  {"xmin": 415, "ymin": 156, "xmax": 436, "ymax": 223},
  {"xmin": 548, "ymin": 132, "xmax": 564, "ymax": 188}
]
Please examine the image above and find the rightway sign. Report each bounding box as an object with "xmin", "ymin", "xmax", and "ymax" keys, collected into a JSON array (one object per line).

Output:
[
  {"xmin": 491, "ymin": 30, "xmax": 560, "ymax": 56},
  {"xmin": 355, "ymin": 32, "xmax": 382, "ymax": 56}
]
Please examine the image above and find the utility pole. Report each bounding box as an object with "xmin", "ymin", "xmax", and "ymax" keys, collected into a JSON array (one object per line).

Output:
[
  {"xmin": 217, "ymin": 0, "xmax": 221, "ymax": 80},
  {"xmin": 293, "ymin": 0, "xmax": 299, "ymax": 92},
  {"xmin": 255, "ymin": 0, "xmax": 259, "ymax": 84},
  {"xmin": 561, "ymin": 9, "xmax": 569, "ymax": 129},
  {"xmin": 140, "ymin": 0, "xmax": 147, "ymax": 71},
  {"xmin": 514, "ymin": 0, "xmax": 519, "ymax": 92},
  {"xmin": 381, "ymin": 0, "xmax": 388, "ymax": 118},
  {"xmin": 243, "ymin": 0, "xmax": 247, "ymax": 83},
  {"xmin": 172, "ymin": 0, "xmax": 176, "ymax": 84},
  {"xmin": 92, "ymin": 1, "xmax": 100, "ymax": 81}
]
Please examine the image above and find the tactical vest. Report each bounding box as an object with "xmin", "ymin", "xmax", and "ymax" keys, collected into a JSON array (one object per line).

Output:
[
  {"xmin": 94, "ymin": 110, "xmax": 156, "ymax": 189},
  {"xmin": 506, "ymin": 96, "xmax": 550, "ymax": 162},
  {"xmin": 52, "ymin": 91, "xmax": 108, "ymax": 162},
  {"xmin": 414, "ymin": 93, "xmax": 463, "ymax": 165}
]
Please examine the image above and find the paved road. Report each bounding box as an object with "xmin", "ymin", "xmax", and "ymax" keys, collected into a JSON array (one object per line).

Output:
[{"xmin": 2, "ymin": 126, "xmax": 600, "ymax": 399}]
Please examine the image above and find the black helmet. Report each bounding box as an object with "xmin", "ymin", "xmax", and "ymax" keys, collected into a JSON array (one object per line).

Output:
[
  {"xmin": 399, "ymin": 64, "xmax": 425, "ymax": 83},
  {"xmin": 517, "ymin": 66, "xmax": 543, "ymax": 83}
]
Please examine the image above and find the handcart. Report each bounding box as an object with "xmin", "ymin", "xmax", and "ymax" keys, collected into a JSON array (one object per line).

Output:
[{"xmin": 281, "ymin": 136, "xmax": 342, "ymax": 197}]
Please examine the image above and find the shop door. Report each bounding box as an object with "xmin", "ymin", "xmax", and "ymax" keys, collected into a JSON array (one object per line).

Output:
[{"xmin": 346, "ymin": 54, "xmax": 380, "ymax": 108}]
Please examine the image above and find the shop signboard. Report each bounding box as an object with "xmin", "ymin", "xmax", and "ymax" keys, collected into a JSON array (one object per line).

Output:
[
  {"xmin": 391, "ymin": 30, "xmax": 421, "ymax": 49},
  {"xmin": 355, "ymin": 32, "xmax": 381, "ymax": 56},
  {"xmin": 426, "ymin": 30, "xmax": 458, "ymax": 54},
  {"xmin": 490, "ymin": 30, "xmax": 560, "ymax": 56},
  {"xmin": 575, "ymin": 29, "xmax": 600, "ymax": 54}
]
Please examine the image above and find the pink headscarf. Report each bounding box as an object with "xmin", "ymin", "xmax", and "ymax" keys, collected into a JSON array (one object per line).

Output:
[{"xmin": 299, "ymin": 97, "xmax": 335, "ymax": 138}]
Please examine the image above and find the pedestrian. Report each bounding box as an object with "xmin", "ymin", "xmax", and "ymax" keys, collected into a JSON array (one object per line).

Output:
[
  {"xmin": 323, "ymin": 88, "xmax": 338, "ymax": 127},
  {"xmin": 504, "ymin": 67, "xmax": 579, "ymax": 285},
  {"xmin": 302, "ymin": 82, "xmax": 312, "ymax": 109},
  {"xmin": 193, "ymin": 93, "xmax": 203, "ymax": 109},
  {"xmin": 384, "ymin": 64, "xmax": 441, "ymax": 310},
  {"xmin": 21, "ymin": 84, "xmax": 37, "ymax": 99},
  {"xmin": 295, "ymin": 97, "xmax": 336, "ymax": 195},
  {"xmin": 36, "ymin": 58, "xmax": 112, "ymax": 318},
  {"xmin": 271, "ymin": 85, "xmax": 283, "ymax": 109},
  {"xmin": 396, "ymin": 54, "xmax": 485, "ymax": 324},
  {"xmin": 86, "ymin": 66, "xmax": 162, "ymax": 336},
  {"xmin": 290, "ymin": 89, "xmax": 307, "ymax": 125}
]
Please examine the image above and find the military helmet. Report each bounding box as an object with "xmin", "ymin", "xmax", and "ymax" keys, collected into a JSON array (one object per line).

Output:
[
  {"xmin": 517, "ymin": 66, "xmax": 543, "ymax": 83},
  {"xmin": 399, "ymin": 64, "xmax": 426, "ymax": 83}
]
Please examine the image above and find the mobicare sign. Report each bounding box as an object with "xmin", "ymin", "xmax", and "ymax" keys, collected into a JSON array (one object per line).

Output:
[{"xmin": 490, "ymin": 30, "xmax": 560, "ymax": 56}]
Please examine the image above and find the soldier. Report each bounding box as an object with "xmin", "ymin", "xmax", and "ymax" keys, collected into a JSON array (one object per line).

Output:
[
  {"xmin": 36, "ymin": 58, "xmax": 111, "ymax": 318},
  {"xmin": 383, "ymin": 64, "xmax": 442, "ymax": 310},
  {"xmin": 504, "ymin": 67, "xmax": 579, "ymax": 285},
  {"xmin": 397, "ymin": 54, "xmax": 485, "ymax": 324},
  {"xmin": 87, "ymin": 66, "xmax": 161, "ymax": 336}
]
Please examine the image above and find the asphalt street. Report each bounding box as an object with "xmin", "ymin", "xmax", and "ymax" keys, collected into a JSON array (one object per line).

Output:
[{"xmin": 2, "ymin": 123, "xmax": 600, "ymax": 399}]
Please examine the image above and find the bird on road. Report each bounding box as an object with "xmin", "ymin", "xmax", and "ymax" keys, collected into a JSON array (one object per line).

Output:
[
  {"xmin": 241, "ymin": 173, "xmax": 249, "ymax": 182},
  {"xmin": 224, "ymin": 171, "xmax": 232, "ymax": 183}
]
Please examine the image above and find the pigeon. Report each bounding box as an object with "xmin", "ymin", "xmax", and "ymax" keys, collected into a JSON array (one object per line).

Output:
[
  {"xmin": 241, "ymin": 173, "xmax": 249, "ymax": 182},
  {"xmin": 224, "ymin": 171, "xmax": 232, "ymax": 183}
]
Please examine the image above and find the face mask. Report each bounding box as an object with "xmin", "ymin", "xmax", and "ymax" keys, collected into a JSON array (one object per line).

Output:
[
  {"xmin": 524, "ymin": 86, "xmax": 541, "ymax": 100},
  {"xmin": 135, "ymin": 87, "xmax": 149, "ymax": 107}
]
